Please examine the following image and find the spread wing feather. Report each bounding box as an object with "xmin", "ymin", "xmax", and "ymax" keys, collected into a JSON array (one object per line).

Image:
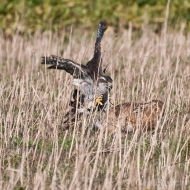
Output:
[
  {"xmin": 86, "ymin": 20, "xmax": 108, "ymax": 80},
  {"xmin": 41, "ymin": 55, "xmax": 89, "ymax": 79}
]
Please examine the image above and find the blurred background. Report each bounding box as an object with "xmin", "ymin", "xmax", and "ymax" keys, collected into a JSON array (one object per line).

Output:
[{"xmin": 1, "ymin": 0, "xmax": 190, "ymax": 36}]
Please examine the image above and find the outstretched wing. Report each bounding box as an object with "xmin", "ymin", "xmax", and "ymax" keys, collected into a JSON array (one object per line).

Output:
[
  {"xmin": 86, "ymin": 20, "xmax": 108, "ymax": 80},
  {"xmin": 41, "ymin": 55, "xmax": 89, "ymax": 79}
]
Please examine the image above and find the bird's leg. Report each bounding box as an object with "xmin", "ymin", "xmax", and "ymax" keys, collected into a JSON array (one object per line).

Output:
[{"xmin": 94, "ymin": 95, "xmax": 103, "ymax": 107}]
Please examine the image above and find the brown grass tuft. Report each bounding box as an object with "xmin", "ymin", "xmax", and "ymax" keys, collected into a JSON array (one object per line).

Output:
[{"xmin": 0, "ymin": 26, "xmax": 190, "ymax": 189}]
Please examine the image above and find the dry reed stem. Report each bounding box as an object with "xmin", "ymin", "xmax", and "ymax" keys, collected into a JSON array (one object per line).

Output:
[{"xmin": 0, "ymin": 25, "xmax": 190, "ymax": 189}]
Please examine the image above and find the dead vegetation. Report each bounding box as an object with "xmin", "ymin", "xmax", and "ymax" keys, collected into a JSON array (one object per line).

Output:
[{"xmin": 0, "ymin": 25, "xmax": 190, "ymax": 189}]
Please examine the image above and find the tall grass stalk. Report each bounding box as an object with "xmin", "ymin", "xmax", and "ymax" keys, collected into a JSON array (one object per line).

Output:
[{"xmin": 0, "ymin": 25, "xmax": 190, "ymax": 189}]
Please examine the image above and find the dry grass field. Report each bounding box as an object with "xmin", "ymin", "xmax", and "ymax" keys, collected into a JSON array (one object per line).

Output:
[{"xmin": 0, "ymin": 24, "xmax": 190, "ymax": 189}]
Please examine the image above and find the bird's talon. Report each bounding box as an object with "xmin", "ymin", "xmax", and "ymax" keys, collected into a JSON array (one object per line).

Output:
[{"xmin": 94, "ymin": 95, "xmax": 103, "ymax": 106}]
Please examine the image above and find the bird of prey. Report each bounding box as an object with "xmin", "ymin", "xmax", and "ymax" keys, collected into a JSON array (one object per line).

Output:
[
  {"xmin": 41, "ymin": 20, "xmax": 112, "ymax": 115},
  {"xmin": 100, "ymin": 100, "xmax": 164, "ymax": 133}
]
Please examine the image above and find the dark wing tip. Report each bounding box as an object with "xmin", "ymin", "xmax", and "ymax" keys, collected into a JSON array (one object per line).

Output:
[
  {"xmin": 47, "ymin": 66, "xmax": 56, "ymax": 69},
  {"xmin": 99, "ymin": 20, "xmax": 107, "ymax": 29},
  {"xmin": 97, "ymin": 20, "xmax": 108, "ymax": 39},
  {"xmin": 41, "ymin": 55, "xmax": 59, "ymax": 65},
  {"xmin": 41, "ymin": 56, "xmax": 46, "ymax": 64}
]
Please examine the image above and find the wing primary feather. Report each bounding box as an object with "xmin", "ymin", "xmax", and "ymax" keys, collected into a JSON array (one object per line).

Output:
[
  {"xmin": 86, "ymin": 20, "xmax": 108, "ymax": 80},
  {"xmin": 41, "ymin": 55, "xmax": 89, "ymax": 78},
  {"xmin": 94, "ymin": 20, "xmax": 107, "ymax": 57},
  {"xmin": 97, "ymin": 20, "xmax": 107, "ymax": 40}
]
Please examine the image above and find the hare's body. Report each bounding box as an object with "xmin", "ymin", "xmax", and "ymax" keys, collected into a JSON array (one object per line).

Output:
[{"xmin": 102, "ymin": 100, "xmax": 164, "ymax": 133}]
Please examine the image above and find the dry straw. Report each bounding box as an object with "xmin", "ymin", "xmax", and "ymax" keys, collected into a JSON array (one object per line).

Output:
[{"xmin": 1, "ymin": 19, "xmax": 190, "ymax": 189}]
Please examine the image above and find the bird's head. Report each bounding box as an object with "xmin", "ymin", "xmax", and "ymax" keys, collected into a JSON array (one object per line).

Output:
[
  {"xmin": 98, "ymin": 75, "xmax": 112, "ymax": 90},
  {"xmin": 98, "ymin": 75, "xmax": 112, "ymax": 83}
]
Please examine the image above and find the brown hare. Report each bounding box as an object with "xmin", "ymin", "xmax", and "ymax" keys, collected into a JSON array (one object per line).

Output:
[{"xmin": 101, "ymin": 100, "xmax": 164, "ymax": 133}]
